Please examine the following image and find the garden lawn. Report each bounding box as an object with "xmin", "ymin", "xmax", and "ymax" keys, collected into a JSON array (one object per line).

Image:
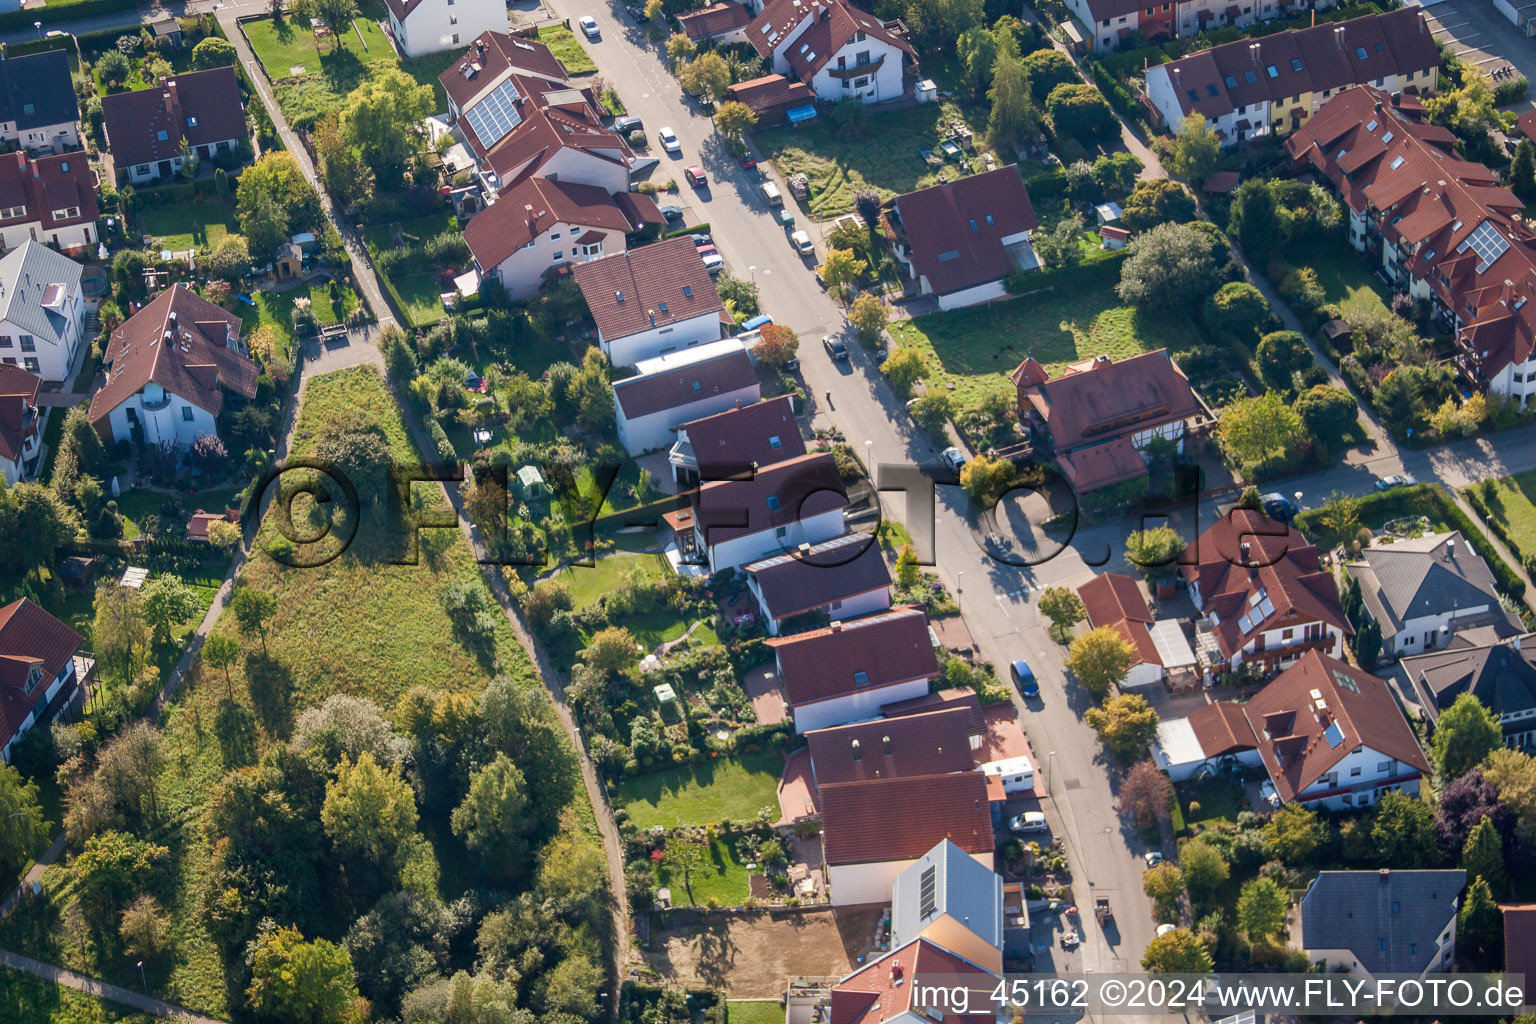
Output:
[
  {"xmin": 114, "ymin": 485, "xmax": 243, "ymax": 541},
  {"xmin": 1288, "ymin": 240, "xmax": 1392, "ymax": 315},
  {"xmin": 139, "ymin": 199, "xmax": 237, "ymax": 251},
  {"xmin": 730, "ymin": 1002, "xmax": 786, "ymax": 1024},
  {"xmin": 236, "ymin": 284, "xmax": 360, "ymax": 359},
  {"xmin": 1176, "ymin": 776, "xmax": 1244, "ymax": 830},
  {"xmin": 1295, "ymin": 483, "xmax": 1457, "ymax": 550},
  {"xmin": 1467, "ymin": 470, "xmax": 1536, "ymax": 555},
  {"xmin": 537, "ymin": 25, "xmax": 597, "ymax": 74},
  {"xmin": 243, "ymin": 15, "xmax": 394, "ymax": 123},
  {"xmin": 617, "ymin": 749, "xmax": 785, "ymax": 828},
  {"xmin": 653, "ymin": 838, "xmax": 751, "ymax": 906},
  {"xmin": 399, "ymin": 49, "xmax": 460, "ymax": 110},
  {"xmin": 0, "ymin": 967, "xmax": 156, "ymax": 1023},
  {"xmin": 557, "ymin": 552, "xmax": 669, "ymax": 607},
  {"xmin": 754, "ymin": 100, "xmax": 987, "ymax": 218},
  {"xmin": 388, "ymin": 272, "xmax": 447, "ymax": 328},
  {"xmin": 888, "ymin": 258, "xmax": 1206, "ymax": 412}
]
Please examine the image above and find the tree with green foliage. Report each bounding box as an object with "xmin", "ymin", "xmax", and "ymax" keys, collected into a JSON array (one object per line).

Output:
[
  {"xmin": 1462, "ymin": 814, "xmax": 1507, "ymax": 895},
  {"xmin": 230, "ymin": 587, "xmax": 277, "ymax": 656},
  {"xmin": 1371, "ymin": 791, "xmax": 1438, "ymax": 868},
  {"xmin": 1205, "ymin": 281, "xmax": 1269, "ymax": 337},
  {"xmin": 322, "ymin": 752, "xmax": 419, "ymax": 869},
  {"xmin": 679, "ymin": 52, "xmax": 731, "ymax": 102},
  {"xmin": 1023, "ymin": 48, "xmax": 1076, "ymax": 103},
  {"xmin": 1236, "ymin": 877, "xmax": 1288, "ymax": 941},
  {"xmin": 895, "ymin": 544, "xmax": 921, "ymax": 588},
  {"xmin": 665, "ymin": 31, "xmax": 696, "ymax": 66},
  {"xmin": 1512, "ymin": 138, "xmax": 1536, "ymax": 203},
  {"xmin": 1123, "ymin": 178, "xmax": 1196, "ymax": 230},
  {"xmin": 956, "ymin": 25, "xmax": 997, "ymax": 98},
  {"xmin": 849, "ymin": 293, "xmax": 888, "ymax": 345},
  {"xmin": 247, "ymin": 925, "xmax": 360, "ymax": 1024},
  {"xmin": 1296, "ymin": 385, "xmax": 1359, "ymax": 448},
  {"xmin": 236, "ymin": 152, "xmax": 321, "ymax": 257},
  {"xmin": 1263, "ymin": 803, "xmax": 1324, "ymax": 863},
  {"xmin": 909, "ymin": 389, "xmax": 954, "ymax": 434},
  {"xmin": 190, "ymin": 36, "xmax": 236, "ymax": 69},
  {"xmin": 93, "ymin": 584, "xmax": 147, "ymax": 684},
  {"xmin": 1433, "ymin": 692, "xmax": 1503, "ymax": 781},
  {"xmin": 987, "ymin": 34, "xmax": 1037, "ymax": 146},
  {"xmin": 1045, "ymin": 82, "xmax": 1116, "ymax": 144},
  {"xmin": 1116, "ymin": 221, "xmax": 1219, "ymax": 312},
  {"xmin": 663, "ymin": 830, "xmax": 707, "ymax": 905},
  {"xmin": 96, "ymin": 48, "xmax": 130, "ymax": 86},
  {"xmin": 451, "ymin": 753, "xmax": 533, "ymax": 880},
  {"xmin": 1228, "ymin": 179, "xmax": 1283, "ymax": 263},
  {"xmin": 883, "ymin": 346, "xmax": 927, "ymax": 399},
  {"xmin": 1218, "ymin": 391, "xmax": 1308, "ymax": 468},
  {"xmin": 712, "ymin": 100, "xmax": 756, "ymax": 154},
  {"xmin": 1164, "ymin": 113, "xmax": 1221, "ymax": 184},
  {"xmin": 1086, "ymin": 693, "xmax": 1159, "ymax": 760},
  {"xmin": 1353, "ymin": 617, "xmax": 1382, "ymax": 669},
  {"xmin": 0, "ymin": 764, "xmax": 48, "ymax": 879},
  {"xmin": 1180, "ymin": 837, "xmax": 1229, "ymax": 904},
  {"xmin": 140, "ymin": 575, "xmax": 201, "ymax": 646},
  {"xmin": 339, "ymin": 67, "xmax": 434, "ymax": 190},
  {"xmin": 1257, "ymin": 330, "xmax": 1314, "ymax": 391},
  {"xmin": 819, "ymin": 248, "xmax": 867, "ymax": 297},
  {"xmin": 75, "ymin": 830, "xmax": 168, "ymax": 927},
  {"xmin": 1460, "ymin": 875, "xmax": 1502, "ymax": 963},
  {"xmin": 1236, "ymin": 485, "xmax": 1263, "ymax": 511},
  {"xmin": 1038, "ymin": 586, "xmax": 1086, "ymax": 644},
  {"xmin": 581, "ymin": 625, "xmax": 641, "ymax": 677},
  {"xmin": 1143, "ymin": 861, "xmax": 1185, "ymax": 921},
  {"xmin": 201, "ymin": 633, "xmax": 241, "ymax": 699},
  {"xmin": 1142, "ymin": 928, "xmax": 1213, "ymax": 973},
  {"xmin": 1124, "ymin": 525, "xmax": 1184, "ymax": 583},
  {"xmin": 119, "ymin": 894, "xmax": 171, "ymax": 960},
  {"xmin": 1030, "ymin": 216, "xmax": 1084, "ymax": 271}
]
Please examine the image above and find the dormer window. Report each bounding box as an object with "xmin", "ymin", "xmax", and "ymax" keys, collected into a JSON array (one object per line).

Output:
[{"xmin": 23, "ymin": 664, "xmax": 41, "ymax": 695}]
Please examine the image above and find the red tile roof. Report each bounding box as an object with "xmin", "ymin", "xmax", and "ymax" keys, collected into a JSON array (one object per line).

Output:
[
  {"xmin": 1187, "ymin": 700, "xmax": 1258, "ymax": 757},
  {"xmin": 0, "ymin": 598, "xmax": 82, "ymax": 750},
  {"xmin": 831, "ymin": 939, "xmax": 998, "ymax": 1024},
  {"xmin": 1012, "ymin": 350, "xmax": 1206, "ymax": 454},
  {"xmin": 439, "ymin": 31, "xmax": 571, "ymax": 112},
  {"xmin": 187, "ymin": 507, "xmax": 238, "ymax": 541},
  {"xmin": 679, "ymin": 395, "xmax": 806, "ymax": 475},
  {"xmin": 573, "ymin": 236, "xmax": 726, "ymax": 346},
  {"xmin": 0, "ymin": 151, "xmax": 98, "ymax": 240},
  {"xmin": 1242, "ymin": 650, "xmax": 1429, "ymax": 802},
  {"xmin": 89, "ymin": 284, "xmax": 258, "ymax": 427},
  {"xmin": 726, "ymin": 74, "xmax": 814, "ymax": 115},
  {"xmin": 464, "ymin": 177, "xmax": 642, "ymax": 271},
  {"xmin": 101, "ymin": 67, "xmax": 244, "ymax": 169},
  {"xmin": 769, "ymin": 605, "xmax": 938, "ymax": 708},
  {"xmin": 745, "ymin": 531, "xmax": 891, "ymax": 620},
  {"xmin": 820, "ymin": 772, "xmax": 992, "ymax": 866},
  {"xmin": 0, "ymin": 363, "xmax": 39, "ymax": 464},
  {"xmin": 677, "ymin": 1, "xmax": 752, "ymax": 40},
  {"xmin": 1180, "ymin": 510, "xmax": 1350, "ymax": 658},
  {"xmin": 690, "ymin": 451, "xmax": 848, "ymax": 545},
  {"xmin": 1079, "ymin": 572, "xmax": 1160, "ymax": 667},
  {"xmin": 1503, "ymin": 904, "xmax": 1536, "ymax": 987},
  {"xmin": 892, "ymin": 166, "xmax": 1037, "ymax": 297},
  {"xmin": 807, "ymin": 705, "xmax": 977, "ymax": 786},
  {"xmin": 611, "ymin": 345, "xmax": 757, "ymax": 419},
  {"xmin": 746, "ymin": 0, "xmax": 913, "ymax": 81}
]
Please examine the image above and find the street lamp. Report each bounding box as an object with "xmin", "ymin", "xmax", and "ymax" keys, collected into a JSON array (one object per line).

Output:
[
  {"xmin": 956, "ymin": 570, "xmax": 964, "ymax": 593},
  {"xmin": 33, "ymin": 21, "xmax": 41, "ymax": 39},
  {"xmin": 748, "ymin": 264, "xmax": 756, "ymax": 283},
  {"xmin": 864, "ymin": 439, "xmax": 873, "ymax": 486},
  {"xmin": 1294, "ymin": 491, "xmax": 1304, "ymax": 509},
  {"xmin": 136, "ymin": 961, "xmax": 146, "ymax": 995}
]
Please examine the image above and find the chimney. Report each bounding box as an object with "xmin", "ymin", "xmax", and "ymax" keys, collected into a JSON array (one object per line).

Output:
[
  {"xmin": 1240, "ymin": 541, "xmax": 1251, "ymax": 562},
  {"xmin": 1334, "ymin": 24, "xmax": 1345, "ymax": 47},
  {"xmin": 1515, "ymin": 635, "xmax": 1523, "ymax": 651},
  {"xmin": 1447, "ymin": 538, "xmax": 1455, "ymax": 556},
  {"xmin": 1249, "ymin": 41, "xmax": 1260, "ymax": 64},
  {"xmin": 1379, "ymin": 868, "xmax": 1391, "ymax": 882},
  {"xmin": 830, "ymin": 620, "xmax": 843, "ymax": 631},
  {"xmin": 798, "ymin": 542, "xmax": 811, "ymax": 555},
  {"xmin": 820, "ymin": 4, "xmax": 830, "ymax": 19}
]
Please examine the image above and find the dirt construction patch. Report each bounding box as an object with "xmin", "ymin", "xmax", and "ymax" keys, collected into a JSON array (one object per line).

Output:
[{"xmin": 640, "ymin": 906, "xmax": 885, "ymax": 996}]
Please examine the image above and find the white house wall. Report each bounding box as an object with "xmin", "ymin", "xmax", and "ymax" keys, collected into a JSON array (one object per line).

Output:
[
  {"xmin": 807, "ymin": 38, "xmax": 905, "ymax": 104},
  {"xmin": 1387, "ymin": 606, "xmax": 1493, "ymax": 656},
  {"xmin": 790, "ymin": 675, "xmax": 931, "ymax": 733},
  {"xmin": 390, "ymin": 0, "xmax": 508, "ymax": 57},
  {"xmin": 1121, "ymin": 660, "xmax": 1166, "ymax": 689},
  {"xmin": 105, "ymin": 386, "xmax": 219, "ymax": 448},
  {"xmin": 827, "ymin": 850, "xmax": 993, "ymax": 906},
  {"xmin": 705, "ymin": 505, "xmax": 845, "ymax": 574},
  {"xmin": 485, "ymin": 216, "xmax": 623, "ymax": 301},
  {"xmin": 0, "ymin": 300, "xmax": 83, "ymax": 384},
  {"xmin": 1291, "ymin": 742, "xmax": 1422, "ymax": 810},
  {"xmin": 603, "ymin": 310, "xmax": 723, "ymax": 368},
  {"xmin": 937, "ymin": 279, "xmax": 1007, "ymax": 311},
  {"xmin": 756, "ymin": 582, "xmax": 891, "ymax": 635},
  {"xmin": 615, "ymin": 381, "xmax": 760, "ymax": 456}
]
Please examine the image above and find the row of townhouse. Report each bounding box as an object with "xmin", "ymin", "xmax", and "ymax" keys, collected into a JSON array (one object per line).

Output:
[
  {"xmin": 1286, "ymin": 84, "xmax": 1536, "ymax": 405},
  {"xmin": 1068, "ymin": 0, "xmax": 1337, "ymax": 53},
  {"xmin": 1143, "ymin": 7, "xmax": 1440, "ymax": 146}
]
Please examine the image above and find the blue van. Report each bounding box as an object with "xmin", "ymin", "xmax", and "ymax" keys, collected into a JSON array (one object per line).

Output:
[
  {"xmin": 1011, "ymin": 659, "xmax": 1040, "ymax": 697},
  {"xmin": 742, "ymin": 314, "xmax": 773, "ymax": 332}
]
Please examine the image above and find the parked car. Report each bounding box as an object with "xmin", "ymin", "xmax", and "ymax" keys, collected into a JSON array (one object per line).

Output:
[
  {"xmin": 657, "ymin": 126, "xmax": 681, "ymax": 154},
  {"xmin": 578, "ymin": 15, "xmax": 600, "ymax": 37},
  {"xmin": 1009, "ymin": 657, "xmax": 1039, "ymax": 696},
  {"xmin": 625, "ymin": 3, "xmax": 648, "ymax": 20},
  {"xmin": 1260, "ymin": 780, "xmax": 1281, "ymax": 807},
  {"xmin": 614, "ymin": 115, "xmax": 643, "ymax": 134},
  {"xmin": 657, "ymin": 204, "xmax": 683, "ymax": 221},
  {"xmin": 760, "ymin": 181, "xmax": 782, "ymax": 206},
  {"xmin": 1375, "ymin": 473, "xmax": 1417, "ymax": 491},
  {"xmin": 742, "ymin": 314, "xmax": 773, "ymax": 332},
  {"xmin": 684, "ymin": 165, "xmax": 708, "ymax": 187},
  {"xmin": 690, "ymin": 232, "xmax": 712, "ymax": 246},
  {"xmin": 1260, "ymin": 492, "xmax": 1299, "ymax": 522},
  {"xmin": 1144, "ymin": 851, "xmax": 1164, "ymax": 868},
  {"xmin": 941, "ymin": 446, "xmax": 969, "ymax": 476},
  {"xmin": 822, "ymin": 334, "xmax": 848, "ymax": 360},
  {"xmin": 1008, "ymin": 812, "xmax": 1048, "ymax": 834},
  {"xmin": 737, "ymin": 151, "xmax": 757, "ymax": 170},
  {"xmin": 790, "ymin": 230, "xmax": 814, "ymax": 255},
  {"xmin": 700, "ymin": 251, "xmax": 723, "ymax": 274}
]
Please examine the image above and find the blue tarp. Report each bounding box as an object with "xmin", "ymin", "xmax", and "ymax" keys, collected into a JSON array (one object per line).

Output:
[{"xmin": 786, "ymin": 104, "xmax": 817, "ymax": 123}]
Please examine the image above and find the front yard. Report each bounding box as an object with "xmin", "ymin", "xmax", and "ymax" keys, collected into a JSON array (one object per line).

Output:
[
  {"xmin": 139, "ymin": 198, "xmax": 238, "ymax": 251},
  {"xmin": 887, "ymin": 256, "xmax": 1208, "ymax": 413},
  {"xmin": 617, "ymin": 750, "xmax": 785, "ymax": 829},
  {"xmin": 755, "ymin": 100, "xmax": 995, "ymax": 219},
  {"xmin": 537, "ymin": 24, "xmax": 597, "ymax": 74}
]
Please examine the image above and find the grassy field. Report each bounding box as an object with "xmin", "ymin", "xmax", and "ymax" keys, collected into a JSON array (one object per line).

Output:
[
  {"xmin": 556, "ymin": 551, "xmax": 669, "ymax": 607},
  {"xmin": 653, "ymin": 837, "xmax": 751, "ymax": 906},
  {"xmin": 233, "ymin": 284, "xmax": 361, "ymax": 360},
  {"xmin": 243, "ymin": 14, "xmax": 395, "ymax": 123},
  {"xmin": 398, "ymin": 49, "xmax": 460, "ymax": 110},
  {"xmin": 1467, "ymin": 470, "xmax": 1536, "ymax": 555},
  {"xmin": 729, "ymin": 1001, "xmax": 786, "ymax": 1024},
  {"xmin": 617, "ymin": 750, "xmax": 784, "ymax": 828},
  {"xmin": 0, "ymin": 366, "xmax": 556, "ymax": 1016},
  {"xmin": 0, "ymin": 967, "xmax": 157, "ymax": 1023},
  {"xmin": 888, "ymin": 257, "xmax": 1205, "ymax": 411},
  {"xmin": 364, "ymin": 213, "xmax": 459, "ymax": 328},
  {"xmin": 755, "ymin": 100, "xmax": 989, "ymax": 218},
  {"xmin": 139, "ymin": 199, "xmax": 237, "ymax": 251},
  {"xmin": 538, "ymin": 24, "xmax": 597, "ymax": 74}
]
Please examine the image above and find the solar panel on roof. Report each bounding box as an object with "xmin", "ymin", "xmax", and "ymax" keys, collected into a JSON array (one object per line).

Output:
[
  {"xmin": 1459, "ymin": 220, "xmax": 1510, "ymax": 273},
  {"xmin": 1324, "ymin": 722, "xmax": 1345, "ymax": 748},
  {"xmin": 464, "ymin": 79, "xmax": 524, "ymax": 147},
  {"xmin": 919, "ymin": 865, "xmax": 938, "ymax": 918}
]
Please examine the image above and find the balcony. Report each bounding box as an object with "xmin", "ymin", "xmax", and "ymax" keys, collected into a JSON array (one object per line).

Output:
[{"xmin": 826, "ymin": 54, "xmax": 884, "ymax": 81}]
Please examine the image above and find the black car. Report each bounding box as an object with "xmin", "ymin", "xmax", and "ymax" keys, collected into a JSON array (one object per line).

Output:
[
  {"xmin": 626, "ymin": 4, "xmax": 648, "ymax": 20},
  {"xmin": 614, "ymin": 115, "xmax": 643, "ymax": 134},
  {"xmin": 822, "ymin": 335, "xmax": 848, "ymax": 360}
]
